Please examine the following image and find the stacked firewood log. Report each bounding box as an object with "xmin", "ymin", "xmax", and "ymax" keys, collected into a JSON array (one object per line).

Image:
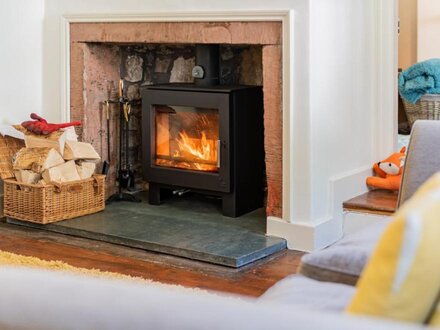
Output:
[{"xmin": 11, "ymin": 127, "xmax": 100, "ymax": 185}]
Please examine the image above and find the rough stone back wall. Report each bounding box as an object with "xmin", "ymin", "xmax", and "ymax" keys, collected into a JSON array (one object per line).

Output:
[
  {"xmin": 74, "ymin": 42, "xmax": 263, "ymax": 199},
  {"xmin": 70, "ymin": 22, "xmax": 282, "ymax": 218},
  {"xmin": 118, "ymin": 44, "xmax": 262, "ymax": 189}
]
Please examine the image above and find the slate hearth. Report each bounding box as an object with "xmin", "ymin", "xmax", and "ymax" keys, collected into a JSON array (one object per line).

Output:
[{"xmin": 7, "ymin": 192, "xmax": 286, "ymax": 267}]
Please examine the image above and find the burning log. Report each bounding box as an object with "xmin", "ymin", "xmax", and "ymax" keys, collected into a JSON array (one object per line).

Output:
[{"xmin": 155, "ymin": 154, "xmax": 217, "ymax": 166}]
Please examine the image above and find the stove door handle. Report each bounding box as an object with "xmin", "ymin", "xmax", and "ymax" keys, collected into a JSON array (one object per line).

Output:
[{"xmin": 217, "ymin": 140, "xmax": 221, "ymax": 168}]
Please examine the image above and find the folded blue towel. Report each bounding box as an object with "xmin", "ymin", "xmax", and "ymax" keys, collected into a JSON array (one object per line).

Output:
[{"xmin": 399, "ymin": 58, "xmax": 440, "ymax": 104}]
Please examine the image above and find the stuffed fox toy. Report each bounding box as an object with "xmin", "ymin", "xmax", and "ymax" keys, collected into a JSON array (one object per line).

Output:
[{"xmin": 366, "ymin": 147, "xmax": 406, "ymax": 191}]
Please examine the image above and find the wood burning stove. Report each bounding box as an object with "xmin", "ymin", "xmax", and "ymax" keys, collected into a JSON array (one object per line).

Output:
[
  {"xmin": 141, "ymin": 45, "xmax": 264, "ymax": 217},
  {"xmin": 141, "ymin": 84, "xmax": 264, "ymax": 217}
]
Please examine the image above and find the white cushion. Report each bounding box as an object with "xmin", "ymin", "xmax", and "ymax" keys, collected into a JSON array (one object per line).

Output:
[
  {"xmin": 0, "ymin": 267, "xmax": 425, "ymax": 330},
  {"xmin": 259, "ymin": 275, "xmax": 355, "ymax": 312}
]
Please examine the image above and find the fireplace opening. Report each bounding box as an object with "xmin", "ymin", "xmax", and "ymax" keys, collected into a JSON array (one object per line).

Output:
[{"xmin": 73, "ymin": 40, "xmax": 270, "ymax": 217}]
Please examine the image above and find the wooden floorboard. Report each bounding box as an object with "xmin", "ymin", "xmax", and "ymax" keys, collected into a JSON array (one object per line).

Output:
[
  {"xmin": 0, "ymin": 222, "xmax": 303, "ymax": 297},
  {"xmin": 343, "ymin": 189, "xmax": 398, "ymax": 215}
]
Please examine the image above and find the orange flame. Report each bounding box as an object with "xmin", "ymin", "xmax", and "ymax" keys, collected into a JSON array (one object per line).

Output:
[
  {"xmin": 176, "ymin": 131, "xmax": 217, "ymax": 165},
  {"xmin": 154, "ymin": 112, "xmax": 219, "ymax": 172}
]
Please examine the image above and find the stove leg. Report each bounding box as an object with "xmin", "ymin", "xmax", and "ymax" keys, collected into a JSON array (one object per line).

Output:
[
  {"xmin": 148, "ymin": 183, "xmax": 161, "ymax": 205},
  {"xmin": 222, "ymin": 193, "xmax": 238, "ymax": 218},
  {"xmin": 222, "ymin": 187, "xmax": 264, "ymax": 218}
]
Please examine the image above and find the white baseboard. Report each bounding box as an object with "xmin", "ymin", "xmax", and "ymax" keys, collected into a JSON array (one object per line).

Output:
[
  {"xmin": 267, "ymin": 216, "xmax": 342, "ymax": 252},
  {"xmin": 343, "ymin": 211, "xmax": 390, "ymax": 235},
  {"xmin": 267, "ymin": 166, "xmax": 373, "ymax": 252}
]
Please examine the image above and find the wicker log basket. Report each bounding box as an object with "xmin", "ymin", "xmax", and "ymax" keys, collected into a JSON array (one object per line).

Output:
[
  {"xmin": 402, "ymin": 94, "xmax": 440, "ymax": 128},
  {"xmin": 3, "ymin": 174, "xmax": 105, "ymax": 224}
]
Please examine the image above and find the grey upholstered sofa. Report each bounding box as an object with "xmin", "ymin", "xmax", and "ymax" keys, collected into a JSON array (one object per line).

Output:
[{"xmin": 398, "ymin": 120, "xmax": 440, "ymax": 205}]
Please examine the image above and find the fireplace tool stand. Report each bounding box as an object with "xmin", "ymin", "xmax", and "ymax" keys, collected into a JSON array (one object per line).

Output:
[{"xmin": 105, "ymin": 91, "xmax": 141, "ymax": 204}]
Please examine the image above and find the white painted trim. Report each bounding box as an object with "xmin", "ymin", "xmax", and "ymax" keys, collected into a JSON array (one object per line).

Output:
[
  {"xmin": 267, "ymin": 214, "xmax": 342, "ymax": 252},
  {"xmin": 60, "ymin": 9, "xmax": 296, "ymax": 222},
  {"xmin": 267, "ymin": 216, "xmax": 319, "ymax": 252},
  {"xmin": 282, "ymin": 10, "xmax": 295, "ymax": 223},
  {"xmin": 268, "ymin": 166, "xmax": 372, "ymax": 251},
  {"xmin": 343, "ymin": 211, "xmax": 390, "ymax": 236},
  {"xmin": 60, "ymin": 16, "xmax": 70, "ymax": 123},
  {"xmin": 61, "ymin": 10, "xmax": 290, "ymax": 22},
  {"xmin": 60, "ymin": 11, "xmax": 292, "ymax": 122},
  {"xmin": 374, "ymin": 0, "xmax": 399, "ymax": 159},
  {"xmin": 327, "ymin": 166, "xmax": 372, "ymax": 220}
]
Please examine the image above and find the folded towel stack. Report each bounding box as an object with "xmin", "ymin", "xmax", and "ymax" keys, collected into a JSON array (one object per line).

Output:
[{"xmin": 399, "ymin": 58, "xmax": 440, "ymax": 104}]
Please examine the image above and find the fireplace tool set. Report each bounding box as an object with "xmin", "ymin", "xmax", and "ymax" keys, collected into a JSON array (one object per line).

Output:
[{"xmin": 104, "ymin": 79, "xmax": 141, "ymax": 204}]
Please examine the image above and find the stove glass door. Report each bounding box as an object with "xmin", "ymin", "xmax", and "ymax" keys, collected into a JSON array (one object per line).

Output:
[{"xmin": 154, "ymin": 105, "xmax": 220, "ymax": 173}]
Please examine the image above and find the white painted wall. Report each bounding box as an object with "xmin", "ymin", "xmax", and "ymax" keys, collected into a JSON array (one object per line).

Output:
[
  {"xmin": 309, "ymin": 0, "xmax": 376, "ymax": 221},
  {"xmin": 3, "ymin": 0, "xmax": 397, "ymax": 250},
  {"xmin": 418, "ymin": 0, "xmax": 440, "ymax": 61},
  {"xmin": 0, "ymin": 0, "xmax": 44, "ymax": 124},
  {"xmin": 269, "ymin": 0, "xmax": 397, "ymax": 250}
]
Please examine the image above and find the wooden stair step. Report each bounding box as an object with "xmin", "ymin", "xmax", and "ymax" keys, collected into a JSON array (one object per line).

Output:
[{"xmin": 343, "ymin": 190, "xmax": 398, "ymax": 216}]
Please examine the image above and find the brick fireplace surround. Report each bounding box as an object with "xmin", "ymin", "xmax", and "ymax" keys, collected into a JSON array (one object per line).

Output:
[{"xmin": 70, "ymin": 21, "xmax": 282, "ymax": 217}]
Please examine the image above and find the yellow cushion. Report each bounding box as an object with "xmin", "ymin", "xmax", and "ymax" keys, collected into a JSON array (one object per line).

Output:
[
  {"xmin": 430, "ymin": 306, "xmax": 440, "ymax": 327},
  {"xmin": 346, "ymin": 172, "xmax": 440, "ymax": 324}
]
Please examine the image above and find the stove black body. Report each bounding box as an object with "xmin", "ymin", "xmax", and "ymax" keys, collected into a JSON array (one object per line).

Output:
[{"xmin": 141, "ymin": 84, "xmax": 264, "ymax": 217}]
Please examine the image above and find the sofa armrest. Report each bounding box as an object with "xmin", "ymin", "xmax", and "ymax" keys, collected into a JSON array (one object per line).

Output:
[{"xmin": 398, "ymin": 120, "xmax": 440, "ymax": 207}]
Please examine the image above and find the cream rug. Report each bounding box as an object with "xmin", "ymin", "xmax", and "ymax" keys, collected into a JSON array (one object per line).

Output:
[
  {"xmin": 0, "ymin": 250, "xmax": 154, "ymax": 282},
  {"xmin": 0, "ymin": 250, "xmax": 216, "ymax": 295},
  {"xmin": 0, "ymin": 250, "xmax": 243, "ymax": 310}
]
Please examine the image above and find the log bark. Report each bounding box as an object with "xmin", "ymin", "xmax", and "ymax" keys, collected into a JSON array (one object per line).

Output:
[
  {"xmin": 14, "ymin": 170, "xmax": 41, "ymax": 184},
  {"xmin": 0, "ymin": 135, "xmax": 25, "ymax": 179},
  {"xmin": 13, "ymin": 148, "xmax": 65, "ymax": 173},
  {"xmin": 24, "ymin": 131, "xmax": 67, "ymax": 157}
]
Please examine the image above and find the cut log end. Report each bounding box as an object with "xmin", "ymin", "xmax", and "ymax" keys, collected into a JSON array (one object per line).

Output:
[
  {"xmin": 42, "ymin": 160, "xmax": 81, "ymax": 184},
  {"xmin": 64, "ymin": 141, "xmax": 100, "ymax": 161}
]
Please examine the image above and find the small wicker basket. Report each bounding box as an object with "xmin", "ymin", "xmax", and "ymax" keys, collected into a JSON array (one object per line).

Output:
[
  {"xmin": 402, "ymin": 94, "xmax": 440, "ymax": 128},
  {"xmin": 3, "ymin": 174, "xmax": 105, "ymax": 224}
]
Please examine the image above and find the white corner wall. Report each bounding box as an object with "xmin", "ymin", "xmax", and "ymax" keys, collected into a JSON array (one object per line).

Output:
[
  {"xmin": 268, "ymin": 0, "xmax": 397, "ymax": 251},
  {"xmin": 309, "ymin": 0, "xmax": 377, "ymax": 222},
  {"xmin": 0, "ymin": 0, "xmax": 44, "ymax": 124}
]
